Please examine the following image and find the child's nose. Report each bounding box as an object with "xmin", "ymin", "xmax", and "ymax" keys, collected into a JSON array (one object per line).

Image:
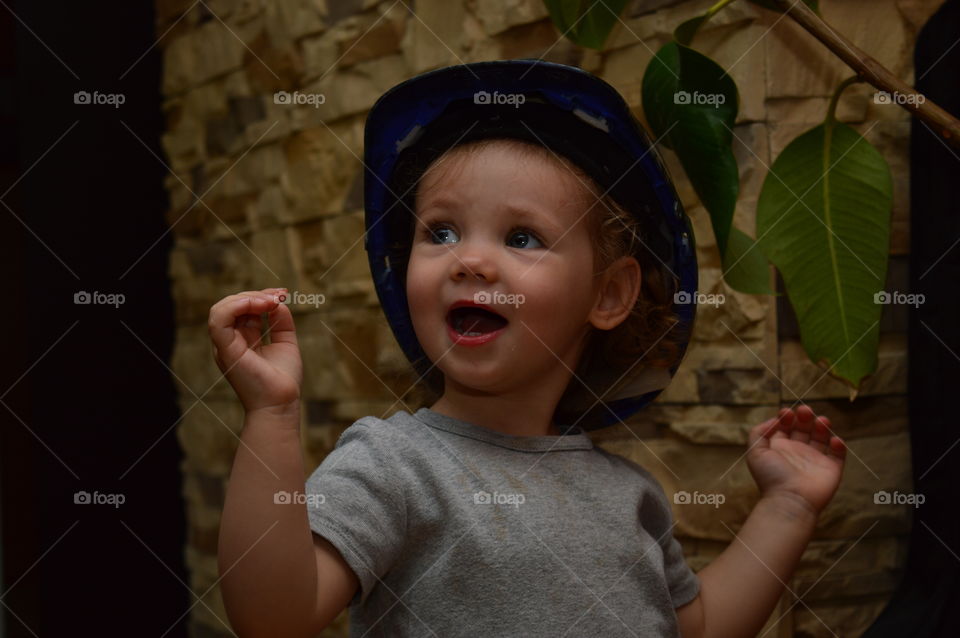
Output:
[{"xmin": 450, "ymin": 246, "xmax": 498, "ymax": 283}]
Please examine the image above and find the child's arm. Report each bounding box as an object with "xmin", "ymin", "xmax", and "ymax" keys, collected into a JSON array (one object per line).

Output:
[
  {"xmin": 209, "ymin": 289, "xmax": 340, "ymax": 636},
  {"xmin": 676, "ymin": 406, "xmax": 846, "ymax": 638},
  {"xmin": 218, "ymin": 405, "xmax": 321, "ymax": 637},
  {"xmin": 217, "ymin": 406, "xmax": 360, "ymax": 636}
]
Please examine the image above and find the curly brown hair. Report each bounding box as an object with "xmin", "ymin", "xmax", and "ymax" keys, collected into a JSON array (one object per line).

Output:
[{"xmin": 398, "ymin": 137, "xmax": 689, "ymax": 428}]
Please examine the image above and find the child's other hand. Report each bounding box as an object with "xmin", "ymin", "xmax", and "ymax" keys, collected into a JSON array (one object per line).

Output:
[
  {"xmin": 746, "ymin": 406, "xmax": 847, "ymax": 516},
  {"xmin": 208, "ymin": 288, "xmax": 303, "ymax": 416}
]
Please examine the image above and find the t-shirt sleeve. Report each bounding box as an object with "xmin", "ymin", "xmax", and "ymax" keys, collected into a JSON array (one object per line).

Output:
[
  {"xmin": 660, "ymin": 523, "xmax": 700, "ymax": 608},
  {"xmin": 638, "ymin": 471, "xmax": 701, "ymax": 608},
  {"xmin": 304, "ymin": 420, "xmax": 407, "ymax": 607}
]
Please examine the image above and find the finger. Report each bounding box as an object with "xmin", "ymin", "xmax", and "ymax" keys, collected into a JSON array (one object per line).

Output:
[
  {"xmin": 209, "ymin": 291, "xmax": 278, "ymax": 324},
  {"xmin": 264, "ymin": 297, "xmax": 299, "ymax": 347},
  {"xmin": 235, "ymin": 290, "xmax": 285, "ymax": 312},
  {"xmin": 771, "ymin": 408, "xmax": 793, "ymax": 440},
  {"xmin": 245, "ymin": 288, "xmax": 291, "ymax": 342},
  {"xmin": 748, "ymin": 418, "xmax": 776, "ymax": 450},
  {"xmin": 209, "ymin": 293, "xmax": 277, "ymax": 353},
  {"xmin": 809, "ymin": 417, "xmax": 830, "ymax": 453},
  {"xmin": 234, "ymin": 292, "xmax": 284, "ymax": 348},
  {"xmin": 236, "ymin": 311, "xmax": 264, "ymax": 350},
  {"xmin": 208, "ymin": 294, "xmax": 256, "ymax": 349},
  {"xmin": 827, "ymin": 435, "xmax": 847, "ymax": 460},
  {"xmin": 235, "ymin": 290, "xmax": 281, "ymax": 316},
  {"xmin": 777, "ymin": 408, "xmax": 795, "ymax": 429},
  {"xmin": 791, "ymin": 405, "xmax": 814, "ymax": 443},
  {"xmin": 238, "ymin": 289, "xmax": 283, "ymax": 303}
]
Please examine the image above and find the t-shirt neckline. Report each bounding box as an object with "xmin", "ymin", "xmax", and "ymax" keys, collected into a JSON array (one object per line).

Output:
[{"xmin": 410, "ymin": 407, "xmax": 594, "ymax": 452}]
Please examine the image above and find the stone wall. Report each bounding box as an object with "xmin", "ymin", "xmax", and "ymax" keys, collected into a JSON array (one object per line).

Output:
[{"xmin": 158, "ymin": 0, "xmax": 939, "ymax": 635}]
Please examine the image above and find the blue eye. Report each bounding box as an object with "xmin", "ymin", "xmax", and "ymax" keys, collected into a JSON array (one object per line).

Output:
[
  {"xmin": 424, "ymin": 223, "xmax": 459, "ymax": 244},
  {"xmin": 507, "ymin": 228, "xmax": 543, "ymax": 249},
  {"xmin": 420, "ymin": 222, "xmax": 544, "ymax": 248}
]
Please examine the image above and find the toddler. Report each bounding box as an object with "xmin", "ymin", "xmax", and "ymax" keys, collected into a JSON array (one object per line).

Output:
[{"xmin": 209, "ymin": 60, "xmax": 847, "ymax": 638}]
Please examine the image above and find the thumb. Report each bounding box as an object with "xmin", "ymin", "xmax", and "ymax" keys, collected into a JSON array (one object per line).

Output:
[{"xmin": 748, "ymin": 418, "xmax": 777, "ymax": 453}]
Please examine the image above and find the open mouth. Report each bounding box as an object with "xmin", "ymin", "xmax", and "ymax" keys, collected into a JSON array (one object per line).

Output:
[{"xmin": 446, "ymin": 306, "xmax": 509, "ymax": 336}]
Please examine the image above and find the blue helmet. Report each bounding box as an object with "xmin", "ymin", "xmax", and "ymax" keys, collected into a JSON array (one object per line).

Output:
[{"xmin": 363, "ymin": 59, "xmax": 698, "ymax": 430}]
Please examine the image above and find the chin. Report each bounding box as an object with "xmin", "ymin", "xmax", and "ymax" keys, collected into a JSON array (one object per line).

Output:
[{"xmin": 434, "ymin": 360, "xmax": 512, "ymax": 394}]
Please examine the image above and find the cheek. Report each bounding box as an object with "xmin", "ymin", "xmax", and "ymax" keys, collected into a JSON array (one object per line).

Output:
[
  {"xmin": 517, "ymin": 264, "xmax": 595, "ymax": 330},
  {"xmin": 405, "ymin": 255, "xmax": 437, "ymax": 321},
  {"xmin": 519, "ymin": 257, "xmax": 593, "ymax": 305}
]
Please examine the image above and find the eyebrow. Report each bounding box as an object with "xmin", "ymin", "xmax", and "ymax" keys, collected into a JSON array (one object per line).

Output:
[{"xmin": 503, "ymin": 205, "xmax": 565, "ymax": 237}]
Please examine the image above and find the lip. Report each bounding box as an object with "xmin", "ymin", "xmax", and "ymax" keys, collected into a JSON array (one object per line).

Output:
[
  {"xmin": 446, "ymin": 299, "xmax": 507, "ymax": 317},
  {"xmin": 445, "ymin": 299, "xmax": 509, "ymax": 347},
  {"xmin": 445, "ymin": 320, "xmax": 507, "ymax": 347}
]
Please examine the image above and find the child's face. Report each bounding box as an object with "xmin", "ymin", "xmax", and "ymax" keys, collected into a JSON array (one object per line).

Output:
[{"xmin": 405, "ymin": 141, "xmax": 611, "ymax": 394}]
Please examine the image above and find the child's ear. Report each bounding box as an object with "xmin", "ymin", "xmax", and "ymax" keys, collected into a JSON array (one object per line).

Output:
[{"xmin": 589, "ymin": 255, "xmax": 641, "ymax": 331}]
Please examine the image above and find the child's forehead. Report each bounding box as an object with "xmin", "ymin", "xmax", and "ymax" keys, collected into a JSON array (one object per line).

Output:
[{"xmin": 419, "ymin": 139, "xmax": 597, "ymax": 201}]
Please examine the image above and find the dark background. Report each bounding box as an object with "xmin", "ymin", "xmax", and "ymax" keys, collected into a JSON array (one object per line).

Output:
[
  {"xmin": 862, "ymin": 0, "xmax": 960, "ymax": 636},
  {"xmin": 1, "ymin": 1, "xmax": 188, "ymax": 635}
]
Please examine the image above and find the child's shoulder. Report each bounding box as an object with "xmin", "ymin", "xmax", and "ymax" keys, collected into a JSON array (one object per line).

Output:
[
  {"xmin": 331, "ymin": 408, "xmax": 425, "ymax": 453},
  {"xmin": 591, "ymin": 444, "xmax": 666, "ymax": 488}
]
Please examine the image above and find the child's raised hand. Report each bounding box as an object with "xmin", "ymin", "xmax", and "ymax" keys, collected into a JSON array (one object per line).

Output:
[
  {"xmin": 207, "ymin": 288, "xmax": 303, "ymax": 416},
  {"xmin": 746, "ymin": 406, "xmax": 847, "ymax": 515}
]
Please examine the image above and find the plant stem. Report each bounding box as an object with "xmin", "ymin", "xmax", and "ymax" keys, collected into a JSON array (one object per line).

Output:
[
  {"xmin": 825, "ymin": 75, "xmax": 863, "ymax": 125},
  {"xmin": 774, "ymin": 0, "xmax": 960, "ymax": 149},
  {"xmin": 705, "ymin": 0, "xmax": 740, "ymax": 20}
]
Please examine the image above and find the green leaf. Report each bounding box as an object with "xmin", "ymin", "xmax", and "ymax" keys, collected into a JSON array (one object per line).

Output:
[
  {"xmin": 723, "ymin": 227, "xmax": 776, "ymax": 295},
  {"xmin": 641, "ymin": 41, "xmax": 741, "ymax": 262},
  {"xmin": 543, "ymin": 0, "xmax": 630, "ymax": 50},
  {"xmin": 747, "ymin": 0, "xmax": 819, "ymax": 13},
  {"xmin": 756, "ymin": 122, "xmax": 893, "ymax": 390},
  {"xmin": 674, "ymin": 15, "xmax": 708, "ymax": 47}
]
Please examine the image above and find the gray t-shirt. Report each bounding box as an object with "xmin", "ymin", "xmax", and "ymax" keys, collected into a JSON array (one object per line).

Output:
[{"xmin": 304, "ymin": 407, "xmax": 700, "ymax": 637}]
